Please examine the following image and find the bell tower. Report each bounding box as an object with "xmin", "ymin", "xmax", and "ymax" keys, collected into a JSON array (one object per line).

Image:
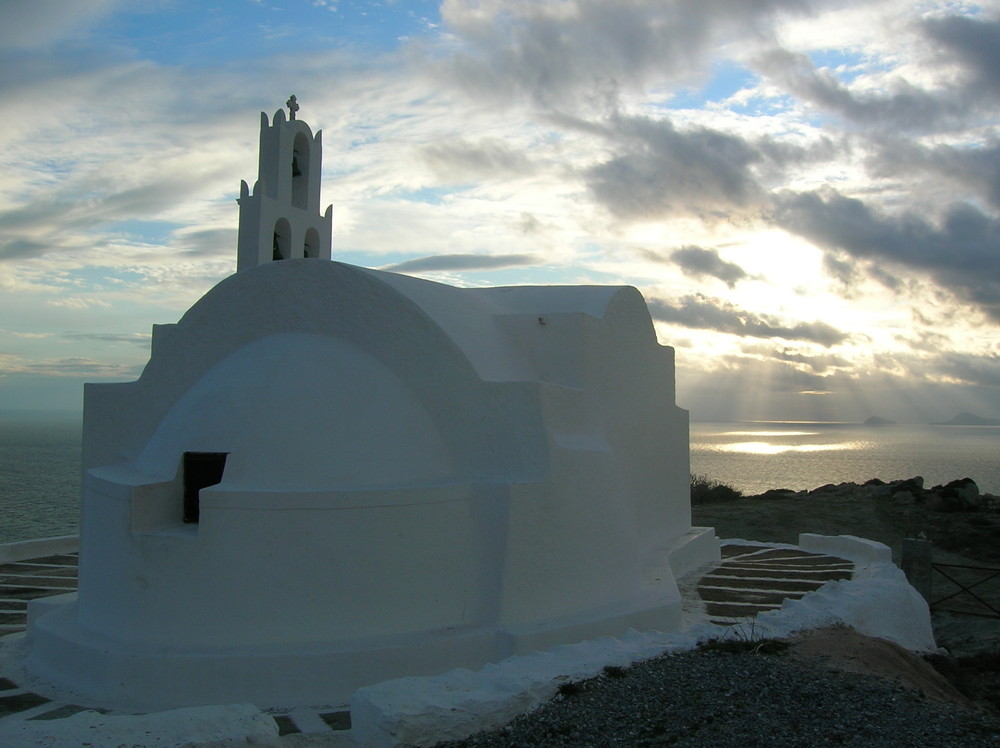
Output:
[{"xmin": 237, "ymin": 96, "xmax": 333, "ymax": 271}]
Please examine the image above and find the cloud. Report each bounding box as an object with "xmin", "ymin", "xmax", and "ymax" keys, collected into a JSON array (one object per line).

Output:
[
  {"xmin": 667, "ymin": 246, "xmax": 749, "ymax": 287},
  {"xmin": 935, "ymin": 352, "xmax": 1000, "ymax": 389},
  {"xmin": 822, "ymin": 252, "xmax": 857, "ymax": 286},
  {"xmin": 923, "ymin": 14, "xmax": 1000, "ymax": 98},
  {"xmin": 437, "ymin": 0, "xmax": 806, "ymax": 109},
  {"xmin": 62, "ymin": 332, "xmax": 151, "ymax": 346},
  {"xmin": 0, "ymin": 354, "xmax": 141, "ymax": 379},
  {"xmin": 585, "ymin": 114, "xmax": 765, "ymax": 221},
  {"xmin": 0, "ymin": 134, "xmax": 242, "ymax": 263},
  {"xmin": 0, "ymin": 238, "xmax": 50, "ymax": 262},
  {"xmin": 753, "ymin": 47, "xmax": 963, "ymax": 131},
  {"xmin": 865, "ymin": 139, "xmax": 1000, "ymax": 211},
  {"xmin": 770, "ymin": 347, "xmax": 850, "ymax": 374},
  {"xmin": 173, "ymin": 228, "xmax": 240, "ymax": 258},
  {"xmin": 1, "ymin": 166, "xmax": 186, "ymax": 259},
  {"xmin": 648, "ymin": 293, "xmax": 848, "ymax": 346},
  {"xmin": 0, "ymin": 0, "xmax": 121, "ymax": 51},
  {"xmin": 773, "ymin": 188, "xmax": 1000, "ymax": 321},
  {"xmin": 380, "ymin": 252, "xmax": 542, "ymax": 273},
  {"xmin": 0, "ymin": 1, "xmax": 996, "ymax": 423},
  {"xmin": 422, "ymin": 138, "xmax": 535, "ymax": 181},
  {"xmin": 47, "ymin": 297, "xmax": 111, "ymax": 310}
]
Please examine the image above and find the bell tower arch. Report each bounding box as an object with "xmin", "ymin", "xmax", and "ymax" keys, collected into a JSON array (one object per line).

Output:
[{"xmin": 237, "ymin": 98, "xmax": 333, "ymax": 271}]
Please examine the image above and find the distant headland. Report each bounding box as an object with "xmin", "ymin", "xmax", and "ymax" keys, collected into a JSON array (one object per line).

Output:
[
  {"xmin": 932, "ymin": 412, "xmax": 1000, "ymax": 426},
  {"xmin": 863, "ymin": 416, "xmax": 897, "ymax": 426}
]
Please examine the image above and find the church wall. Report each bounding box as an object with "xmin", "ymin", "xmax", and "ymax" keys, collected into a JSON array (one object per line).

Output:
[
  {"xmin": 107, "ymin": 490, "xmax": 490, "ymax": 646},
  {"xmin": 580, "ymin": 289, "xmax": 692, "ymax": 542},
  {"xmin": 494, "ymin": 292, "xmax": 689, "ymax": 636},
  {"xmin": 73, "ymin": 469, "xmax": 521, "ymax": 647}
]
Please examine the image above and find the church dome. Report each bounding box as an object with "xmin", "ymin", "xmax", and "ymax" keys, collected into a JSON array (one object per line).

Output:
[{"xmin": 134, "ymin": 331, "xmax": 455, "ymax": 490}]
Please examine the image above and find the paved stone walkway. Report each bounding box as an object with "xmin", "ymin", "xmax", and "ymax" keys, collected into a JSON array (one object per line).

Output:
[
  {"xmin": 0, "ymin": 554, "xmax": 78, "ymax": 636},
  {"xmin": 698, "ymin": 543, "xmax": 855, "ymax": 624}
]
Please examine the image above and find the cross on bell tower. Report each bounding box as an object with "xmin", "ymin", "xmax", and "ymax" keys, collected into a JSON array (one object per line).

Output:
[{"xmin": 236, "ymin": 98, "xmax": 333, "ymax": 271}]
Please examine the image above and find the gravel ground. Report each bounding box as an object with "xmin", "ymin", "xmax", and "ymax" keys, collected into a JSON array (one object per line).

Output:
[{"xmin": 436, "ymin": 646, "xmax": 1000, "ymax": 748}]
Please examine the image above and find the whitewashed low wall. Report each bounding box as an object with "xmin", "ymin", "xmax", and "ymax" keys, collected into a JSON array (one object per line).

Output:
[
  {"xmin": 798, "ymin": 533, "xmax": 893, "ymax": 564},
  {"xmin": 0, "ymin": 536, "xmax": 78, "ymax": 565}
]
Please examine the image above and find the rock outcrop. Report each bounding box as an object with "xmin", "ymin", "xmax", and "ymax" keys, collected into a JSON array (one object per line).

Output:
[{"xmin": 749, "ymin": 477, "xmax": 994, "ymax": 512}]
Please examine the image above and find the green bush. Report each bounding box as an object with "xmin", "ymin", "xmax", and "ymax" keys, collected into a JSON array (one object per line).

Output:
[{"xmin": 691, "ymin": 474, "xmax": 743, "ymax": 504}]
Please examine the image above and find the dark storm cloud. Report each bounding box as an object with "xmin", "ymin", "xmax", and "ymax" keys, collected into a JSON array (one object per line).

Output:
[
  {"xmin": 380, "ymin": 253, "xmax": 541, "ymax": 273},
  {"xmin": 647, "ymin": 294, "xmax": 847, "ymax": 346},
  {"xmin": 438, "ymin": 0, "xmax": 807, "ymax": 109},
  {"xmin": 667, "ymin": 246, "xmax": 749, "ymax": 287},
  {"xmin": 924, "ymin": 15, "xmax": 1000, "ymax": 98},
  {"xmin": 753, "ymin": 49, "xmax": 963, "ymax": 131},
  {"xmin": 774, "ymin": 188, "xmax": 1000, "ymax": 321},
  {"xmin": 585, "ymin": 115, "xmax": 764, "ymax": 220}
]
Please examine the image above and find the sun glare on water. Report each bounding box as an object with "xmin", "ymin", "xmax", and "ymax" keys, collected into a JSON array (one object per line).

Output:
[
  {"xmin": 719, "ymin": 441, "xmax": 858, "ymax": 455},
  {"xmin": 722, "ymin": 431, "xmax": 818, "ymax": 438}
]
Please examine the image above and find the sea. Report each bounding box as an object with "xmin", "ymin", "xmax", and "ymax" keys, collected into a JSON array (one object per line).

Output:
[
  {"xmin": 0, "ymin": 413, "xmax": 998, "ymax": 544},
  {"xmin": 691, "ymin": 421, "xmax": 1000, "ymax": 498}
]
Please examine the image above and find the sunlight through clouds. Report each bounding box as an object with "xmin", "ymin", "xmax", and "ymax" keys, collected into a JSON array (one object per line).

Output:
[{"xmin": 0, "ymin": 0, "xmax": 998, "ymax": 418}]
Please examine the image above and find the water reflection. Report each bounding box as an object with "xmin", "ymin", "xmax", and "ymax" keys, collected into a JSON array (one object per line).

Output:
[
  {"xmin": 718, "ymin": 441, "xmax": 857, "ymax": 455},
  {"xmin": 721, "ymin": 431, "xmax": 817, "ymax": 438}
]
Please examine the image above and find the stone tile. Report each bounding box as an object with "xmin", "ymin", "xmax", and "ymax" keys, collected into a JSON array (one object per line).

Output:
[
  {"xmin": 320, "ymin": 710, "xmax": 351, "ymax": 730},
  {"xmin": 28, "ymin": 704, "xmax": 91, "ymax": 721},
  {"xmin": 273, "ymin": 714, "xmax": 301, "ymax": 735},
  {"xmin": 0, "ymin": 692, "xmax": 51, "ymax": 718}
]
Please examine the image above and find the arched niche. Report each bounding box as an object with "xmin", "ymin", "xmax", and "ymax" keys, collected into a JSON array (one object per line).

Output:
[
  {"xmin": 304, "ymin": 227, "xmax": 320, "ymax": 259},
  {"xmin": 272, "ymin": 218, "xmax": 291, "ymax": 261},
  {"xmin": 291, "ymin": 132, "xmax": 310, "ymax": 210}
]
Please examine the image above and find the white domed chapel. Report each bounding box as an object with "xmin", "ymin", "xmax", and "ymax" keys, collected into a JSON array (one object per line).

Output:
[{"xmin": 26, "ymin": 101, "xmax": 719, "ymax": 710}]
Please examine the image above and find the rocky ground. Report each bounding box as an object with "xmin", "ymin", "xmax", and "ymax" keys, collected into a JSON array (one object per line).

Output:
[
  {"xmin": 438, "ymin": 628, "xmax": 1000, "ymax": 747},
  {"xmin": 434, "ymin": 477, "xmax": 1000, "ymax": 747}
]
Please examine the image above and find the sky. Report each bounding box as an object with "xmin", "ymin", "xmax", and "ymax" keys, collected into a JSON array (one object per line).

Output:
[{"xmin": 1, "ymin": 0, "xmax": 999, "ymax": 423}]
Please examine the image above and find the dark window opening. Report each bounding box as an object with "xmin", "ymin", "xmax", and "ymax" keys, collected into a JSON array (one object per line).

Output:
[{"xmin": 183, "ymin": 452, "xmax": 228, "ymax": 524}]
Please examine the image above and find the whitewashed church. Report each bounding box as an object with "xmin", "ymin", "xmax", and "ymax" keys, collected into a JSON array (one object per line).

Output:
[{"xmin": 26, "ymin": 102, "xmax": 719, "ymax": 710}]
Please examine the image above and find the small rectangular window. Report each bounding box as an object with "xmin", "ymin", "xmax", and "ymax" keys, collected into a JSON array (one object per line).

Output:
[{"xmin": 183, "ymin": 452, "xmax": 228, "ymax": 523}]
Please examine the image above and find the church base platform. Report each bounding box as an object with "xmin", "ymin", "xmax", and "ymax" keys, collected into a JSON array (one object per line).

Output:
[{"xmin": 23, "ymin": 587, "xmax": 686, "ymax": 712}]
